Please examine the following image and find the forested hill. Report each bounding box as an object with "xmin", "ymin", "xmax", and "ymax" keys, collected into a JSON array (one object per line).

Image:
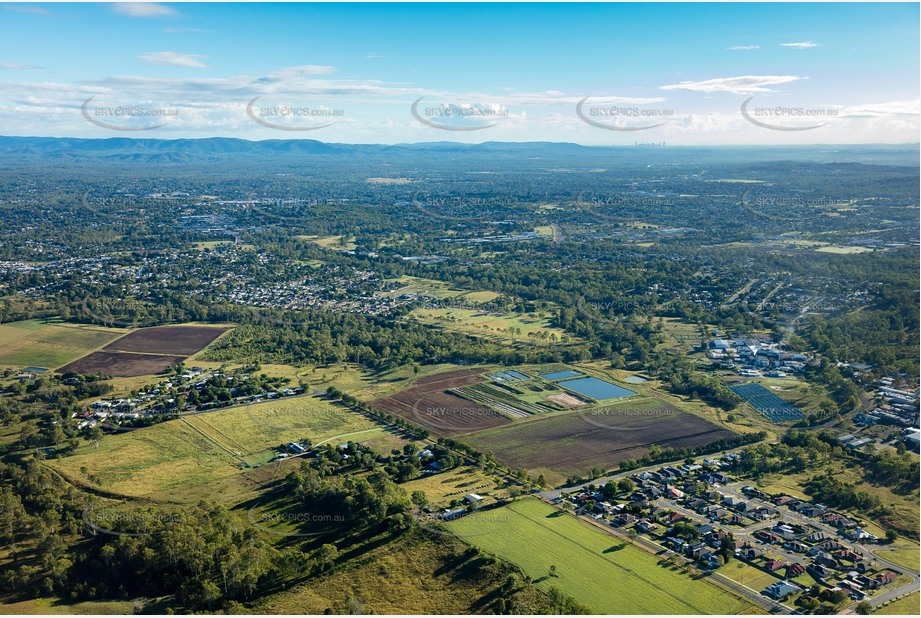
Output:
[{"xmin": 0, "ymin": 135, "xmax": 918, "ymax": 165}]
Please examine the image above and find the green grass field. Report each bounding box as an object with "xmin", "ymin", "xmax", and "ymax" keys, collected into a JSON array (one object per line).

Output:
[
  {"xmin": 383, "ymin": 275, "xmax": 469, "ymax": 299},
  {"xmin": 873, "ymin": 545, "xmax": 920, "ymax": 573},
  {"xmin": 875, "ymin": 591, "xmax": 920, "ymax": 615},
  {"xmin": 47, "ymin": 396, "xmax": 383, "ymax": 501},
  {"xmin": 446, "ymin": 498, "xmax": 760, "ymax": 614},
  {"xmin": 0, "ymin": 319, "xmax": 124, "ymax": 369},
  {"xmin": 47, "ymin": 418, "xmax": 241, "ymax": 500},
  {"xmin": 250, "ymin": 529, "xmax": 553, "ymax": 615},
  {"xmin": 409, "ymin": 307, "xmax": 570, "ymax": 344},
  {"xmin": 0, "ymin": 597, "xmax": 139, "ymax": 615},
  {"xmin": 755, "ymin": 466, "xmax": 920, "ymax": 541},
  {"xmin": 295, "ymin": 234, "xmax": 358, "ymax": 251},
  {"xmin": 186, "ymin": 395, "xmax": 382, "ymax": 465},
  {"xmin": 721, "ymin": 562, "xmax": 783, "ymax": 592},
  {"xmin": 658, "ymin": 318, "xmax": 709, "ymax": 352},
  {"xmin": 401, "ymin": 465, "xmax": 504, "ymax": 508},
  {"xmin": 815, "ymin": 245, "xmax": 873, "ymax": 254}
]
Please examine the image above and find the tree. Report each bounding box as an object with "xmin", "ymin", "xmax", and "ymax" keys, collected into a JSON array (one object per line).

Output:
[
  {"xmin": 821, "ymin": 588, "xmax": 848, "ymax": 605},
  {"xmin": 410, "ymin": 490, "xmax": 428, "ymax": 507},
  {"xmin": 855, "ymin": 601, "xmax": 872, "ymax": 615},
  {"xmin": 601, "ymin": 481, "xmax": 619, "ymax": 499},
  {"xmin": 315, "ymin": 544, "xmax": 339, "ymax": 571},
  {"xmin": 617, "ymin": 478, "xmax": 635, "ymax": 494},
  {"xmin": 799, "ymin": 596, "xmax": 820, "ymax": 612}
]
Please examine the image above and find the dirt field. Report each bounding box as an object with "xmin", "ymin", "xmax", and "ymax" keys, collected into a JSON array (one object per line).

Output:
[
  {"xmin": 103, "ymin": 325, "xmax": 228, "ymax": 356},
  {"xmin": 464, "ymin": 404, "xmax": 737, "ymax": 478},
  {"xmin": 58, "ymin": 351, "xmax": 185, "ymax": 377},
  {"xmin": 545, "ymin": 392, "xmax": 585, "ymax": 408},
  {"xmin": 369, "ymin": 368, "xmax": 511, "ymax": 436}
]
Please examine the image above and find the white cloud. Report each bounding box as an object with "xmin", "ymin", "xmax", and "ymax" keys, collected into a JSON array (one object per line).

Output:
[
  {"xmin": 3, "ymin": 5, "xmax": 50, "ymax": 15},
  {"xmin": 660, "ymin": 75, "xmax": 801, "ymax": 95},
  {"xmin": 366, "ymin": 53, "xmax": 385, "ymax": 60},
  {"xmin": 0, "ymin": 62, "xmax": 41, "ymax": 70},
  {"xmin": 837, "ymin": 99, "xmax": 920, "ymax": 118},
  {"xmin": 113, "ymin": 3, "xmax": 177, "ymax": 18},
  {"xmin": 780, "ymin": 42, "xmax": 818, "ymax": 49},
  {"xmin": 728, "ymin": 45, "xmax": 760, "ymax": 51},
  {"xmin": 139, "ymin": 51, "xmax": 207, "ymax": 68},
  {"xmin": 0, "ymin": 66, "xmax": 915, "ymax": 144}
]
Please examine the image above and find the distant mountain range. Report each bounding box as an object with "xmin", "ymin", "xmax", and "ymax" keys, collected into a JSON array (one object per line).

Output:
[{"xmin": 0, "ymin": 136, "xmax": 917, "ymax": 166}]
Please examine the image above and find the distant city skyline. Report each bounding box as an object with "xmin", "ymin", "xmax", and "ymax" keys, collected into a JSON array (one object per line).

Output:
[{"xmin": 0, "ymin": 1, "xmax": 918, "ymax": 144}]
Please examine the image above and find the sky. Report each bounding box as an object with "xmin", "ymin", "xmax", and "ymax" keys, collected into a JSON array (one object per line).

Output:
[{"xmin": 0, "ymin": 1, "xmax": 919, "ymax": 144}]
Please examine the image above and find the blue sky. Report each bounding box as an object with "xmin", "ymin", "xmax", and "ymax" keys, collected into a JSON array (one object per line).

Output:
[{"xmin": 0, "ymin": 1, "xmax": 918, "ymax": 144}]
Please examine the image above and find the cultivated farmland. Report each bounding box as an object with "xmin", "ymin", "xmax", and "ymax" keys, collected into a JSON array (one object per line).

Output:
[
  {"xmin": 446, "ymin": 498, "xmax": 759, "ymax": 614},
  {"xmin": 58, "ymin": 351, "xmax": 186, "ymax": 377},
  {"xmin": 463, "ymin": 396, "xmax": 737, "ymax": 480},
  {"xmin": 57, "ymin": 324, "xmax": 231, "ymax": 377},
  {"xmin": 103, "ymin": 324, "xmax": 229, "ymax": 356},
  {"xmin": 370, "ymin": 368, "xmax": 511, "ymax": 436}
]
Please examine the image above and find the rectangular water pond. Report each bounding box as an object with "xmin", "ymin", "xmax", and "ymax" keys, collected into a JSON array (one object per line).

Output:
[
  {"xmin": 559, "ymin": 377, "xmax": 636, "ymax": 400},
  {"xmin": 505, "ymin": 370, "xmax": 530, "ymax": 380},
  {"xmin": 540, "ymin": 370, "xmax": 584, "ymax": 381}
]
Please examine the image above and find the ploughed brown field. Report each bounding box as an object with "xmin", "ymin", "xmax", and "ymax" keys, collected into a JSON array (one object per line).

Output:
[
  {"xmin": 462, "ymin": 406, "xmax": 737, "ymax": 478},
  {"xmin": 58, "ymin": 351, "xmax": 186, "ymax": 378},
  {"xmin": 370, "ymin": 368, "xmax": 511, "ymax": 436},
  {"xmin": 104, "ymin": 325, "xmax": 228, "ymax": 356}
]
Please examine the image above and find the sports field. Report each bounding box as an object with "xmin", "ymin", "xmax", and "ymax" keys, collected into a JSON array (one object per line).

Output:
[{"xmin": 446, "ymin": 498, "xmax": 760, "ymax": 614}]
